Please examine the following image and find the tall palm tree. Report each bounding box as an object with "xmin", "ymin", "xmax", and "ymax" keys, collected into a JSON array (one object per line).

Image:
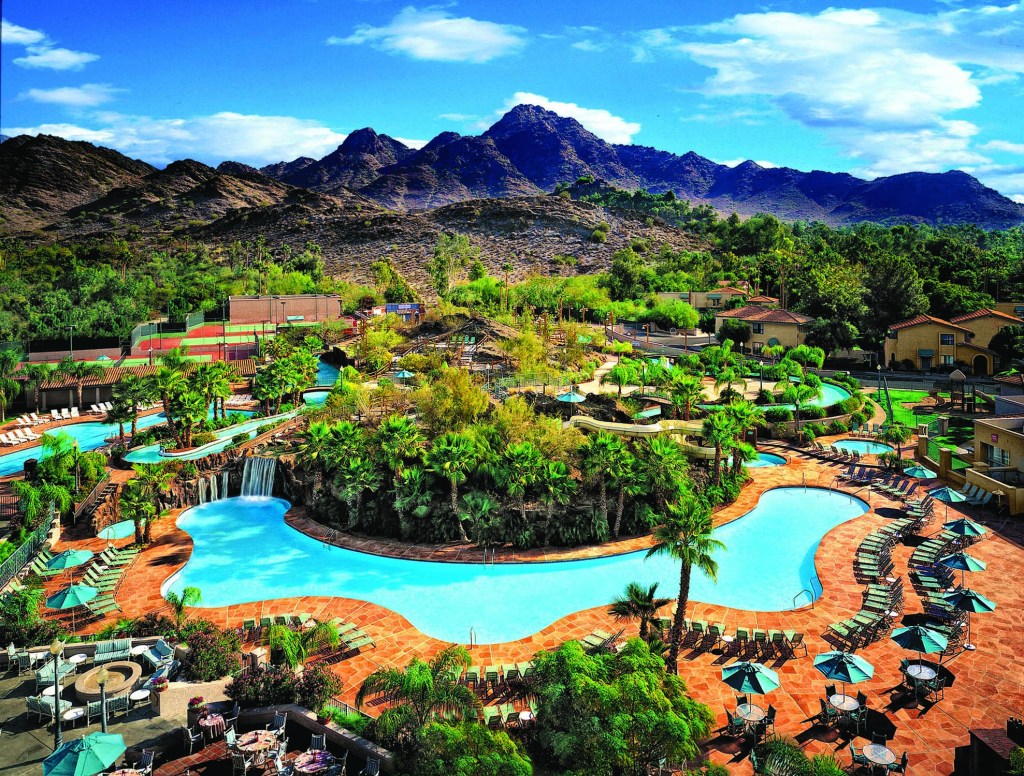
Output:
[
  {"xmin": 111, "ymin": 373, "xmax": 154, "ymax": 438},
  {"xmin": 295, "ymin": 421, "xmax": 333, "ymax": 492},
  {"xmin": 375, "ymin": 415, "xmax": 425, "ymax": 521},
  {"xmin": 601, "ymin": 362, "xmax": 635, "ymax": 397},
  {"xmin": 581, "ymin": 432, "xmax": 626, "ymax": 529},
  {"xmin": 425, "ymin": 432, "xmax": 477, "ymax": 542},
  {"xmin": 879, "ymin": 421, "xmax": 913, "ymax": 466},
  {"xmin": 163, "ymin": 586, "xmax": 202, "ymax": 632},
  {"xmin": 670, "ymin": 373, "xmax": 706, "ymax": 421},
  {"xmin": 496, "ymin": 441, "xmax": 544, "ymax": 529},
  {"xmin": 119, "ymin": 480, "xmax": 155, "ymax": 545},
  {"xmin": 609, "ymin": 582, "xmax": 671, "ymax": 640},
  {"xmin": 537, "ymin": 460, "xmax": 577, "ymax": 525},
  {"xmin": 714, "ymin": 366, "xmax": 747, "ymax": 402},
  {"xmin": 107, "ymin": 398, "xmax": 134, "ymax": 446},
  {"xmin": 11, "ymin": 479, "xmax": 72, "ymax": 530},
  {"xmin": 0, "ymin": 349, "xmax": 23, "ymax": 423},
  {"xmin": 646, "ymin": 500, "xmax": 724, "ymax": 673},
  {"xmin": 335, "ymin": 457, "xmax": 382, "ymax": 527},
  {"xmin": 460, "ymin": 492, "xmax": 501, "ymax": 550},
  {"xmin": 19, "ymin": 362, "xmax": 53, "ymax": 414},
  {"xmin": 781, "ymin": 381, "xmax": 821, "ymax": 428},
  {"xmin": 268, "ymin": 621, "xmax": 340, "ymax": 670},
  {"xmin": 355, "ymin": 645, "xmax": 479, "ymax": 739},
  {"xmin": 55, "ymin": 356, "xmax": 106, "ymax": 411},
  {"xmin": 636, "ymin": 437, "xmax": 689, "ymax": 511},
  {"xmin": 169, "ymin": 390, "xmax": 208, "ymax": 448},
  {"xmin": 132, "ymin": 462, "xmax": 175, "ymax": 543},
  {"xmin": 610, "ymin": 449, "xmax": 641, "ymax": 538},
  {"xmin": 724, "ymin": 400, "xmax": 767, "ymax": 476},
  {"xmin": 323, "ymin": 421, "xmax": 365, "ymax": 475},
  {"xmin": 702, "ymin": 412, "xmax": 737, "ymax": 486},
  {"xmin": 149, "ymin": 366, "xmax": 185, "ymax": 444}
]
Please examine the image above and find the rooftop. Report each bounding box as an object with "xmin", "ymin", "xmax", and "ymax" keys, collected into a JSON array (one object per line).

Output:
[
  {"xmin": 887, "ymin": 315, "xmax": 974, "ymax": 335},
  {"xmin": 716, "ymin": 305, "xmax": 814, "ymax": 324},
  {"xmin": 950, "ymin": 308, "xmax": 1024, "ymax": 325}
]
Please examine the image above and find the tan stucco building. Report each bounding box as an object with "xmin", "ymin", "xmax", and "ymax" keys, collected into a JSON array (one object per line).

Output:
[
  {"xmin": 658, "ymin": 281, "xmax": 753, "ymax": 312},
  {"xmin": 967, "ymin": 416, "xmax": 1024, "ymax": 515},
  {"xmin": 714, "ymin": 305, "xmax": 814, "ymax": 353},
  {"xmin": 950, "ymin": 308, "xmax": 1024, "ymax": 352},
  {"xmin": 885, "ymin": 309, "xmax": 1023, "ymax": 375}
]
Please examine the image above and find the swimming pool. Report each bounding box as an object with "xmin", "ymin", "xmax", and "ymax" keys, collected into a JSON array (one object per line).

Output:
[
  {"xmin": 833, "ymin": 439, "xmax": 894, "ymax": 456},
  {"xmin": 164, "ymin": 487, "xmax": 868, "ymax": 644},
  {"xmin": 745, "ymin": 452, "xmax": 787, "ymax": 467},
  {"xmin": 98, "ymin": 520, "xmax": 135, "ymax": 540},
  {"xmin": 317, "ymin": 358, "xmax": 340, "ymax": 387},
  {"xmin": 303, "ymin": 390, "xmax": 330, "ymax": 406},
  {"xmin": 125, "ymin": 413, "xmax": 274, "ymax": 463},
  {"xmin": 768, "ymin": 382, "xmax": 851, "ymax": 410}
]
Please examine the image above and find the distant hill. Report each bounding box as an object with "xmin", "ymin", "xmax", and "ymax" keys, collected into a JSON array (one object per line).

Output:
[{"xmin": 258, "ymin": 104, "xmax": 1024, "ymax": 228}]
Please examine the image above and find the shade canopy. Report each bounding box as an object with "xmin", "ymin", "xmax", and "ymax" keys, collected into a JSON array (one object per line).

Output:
[
  {"xmin": 721, "ymin": 661, "xmax": 780, "ymax": 695},
  {"xmin": 43, "ymin": 733, "xmax": 126, "ymax": 776},
  {"xmin": 942, "ymin": 517, "xmax": 987, "ymax": 538},
  {"xmin": 891, "ymin": 625, "xmax": 949, "ymax": 655},
  {"xmin": 930, "ymin": 487, "xmax": 969, "ymax": 503},
  {"xmin": 45, "ymin": 585, "xmax": 98, "ymax": 610},
  {"xmin": 939, "ymin": 552, "xmax": 987, "ymax": 574},
  {"xmin": 903, "ymin": 465, "xmax": 936, "ymax": 479},
  {"xmin": 556, "ymin": 391, "xmax": 587, "ymax": 403},
  {"xmin": 45, "ymin": 550, "xmax": 94, "ymax": 572},
  {"xmin": 943, "ymin": 588, "xmax": 996, "ymax": 613},
  {"xmin": 394, "ymin": 370, "xmax": 414, "ymax": 379},
  {"xmin": 813, "ymin": 651, "xmax": 874, "ymax": 685}
]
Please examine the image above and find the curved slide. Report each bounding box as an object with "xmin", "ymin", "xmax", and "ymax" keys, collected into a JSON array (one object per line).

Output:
[{"xmin": 564, "ymin": 415, "xmax": 716, "ymax": 459}]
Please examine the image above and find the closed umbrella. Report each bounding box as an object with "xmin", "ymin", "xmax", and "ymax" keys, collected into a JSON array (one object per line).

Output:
[
  {"xmin": 939, "ymin": 551, "xmax": 986, "ymax": 587},
  {"xmin": 814, "ymin": 651, "xmax": 874, "ymax": 698},
  {"xmin": 943, "ymin": 588, "xmax": 996, "ymax": 652},
  {"xmin": 721, "ymin": 661, "xmax": 780, "ymax": 695},
  {"xmin": 43, "ymin": 732, "xmax": 126, "ymax": 775},
  {"xmin": 891, "ymin": 625, "xmax": 948, "ymax": 674},
  {"xmin": 46, "ymin": 584, "xmax": 98, "ymax": 633}
]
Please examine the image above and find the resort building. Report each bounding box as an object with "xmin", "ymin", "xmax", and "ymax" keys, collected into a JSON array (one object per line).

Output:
[
  {"xmin": 881, "ymin": 311, "xmax": 1023, "ymax": 375},
  {"xmin": 713, "ymin": 305, "xmax": 814, "ymax": 352},
  {"xmin": 967, "ymin": 415, "xmax": 1024, "ymax": 515},
  {"xmin": 657, "ymin": 280, "xmax": 752, "ymax": 311}
]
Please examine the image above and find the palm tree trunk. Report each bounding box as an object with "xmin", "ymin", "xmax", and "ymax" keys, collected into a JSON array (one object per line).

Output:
[
  {"xmin": 667, "ymin": 563, "xmax": 692, "ymax": 674},
  {"xmin": 133, "ymin": 517, "xmax": 144, "ymax": 546},
  {"xmin": 616, "ymin": 486, "xmax": 627, "ymax": 536},
  {"xmin": 599, "ymin": 481, "xmax": 609, "ymax": 529},
  {"xmin": 131, "ymin": 403, "xmax": 138, "ymax": 437},
  {"xmin": 714, "ymin": 445, "xmax": 723, "ymax": 485},
  {"xmin": 450, "ymin": 479, "xmax": 468, "ymax": 542}
]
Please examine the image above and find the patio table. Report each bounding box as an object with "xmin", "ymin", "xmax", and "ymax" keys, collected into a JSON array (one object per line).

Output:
[
  {"xmin": 294, "ymin": 751, "xmax": 334, "ymax": 775},
  {"xmin": 736, "ymin": 702, "xmax": 765, "ymax": 734},
  {"xmin": 863, "ymin": 743, "xmax": 896, "ymax": 772},
  {"xmin": 829, "ymin": 694, "xmax": 860, "ymax": 712},
  {"xmin": 110, "ymin": 770, "xmax": 141, "ymax": 776},
  {"xmin": 197, "ymin": 712, "xmax": 225, "ymax": 739},
  {"xmin": 237, "ymin": 730, "xmax": 277, "ymax": 754},
  {"xmin": 68, "ymin": 653, "xmax": 88, "ymax": 671},
  {"xmin": 906, "ymin": 664, "xmax": 937, "ymax": 681}
]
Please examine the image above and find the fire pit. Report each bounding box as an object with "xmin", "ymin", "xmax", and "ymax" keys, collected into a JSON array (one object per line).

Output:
[{"xmin": 74, "ymin": 661, "xmax": 141, "ymax": 703}]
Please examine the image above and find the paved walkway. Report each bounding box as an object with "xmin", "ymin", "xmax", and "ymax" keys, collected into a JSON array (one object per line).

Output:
[{"xmin": 36, "ymin": 444, "xmax": 1024, "ymax": 776}]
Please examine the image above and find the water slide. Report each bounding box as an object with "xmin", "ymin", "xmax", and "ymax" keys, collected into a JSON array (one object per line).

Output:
[{"xmin": 564, "ymin": 415, "xmax": 716, "ymax": 459}]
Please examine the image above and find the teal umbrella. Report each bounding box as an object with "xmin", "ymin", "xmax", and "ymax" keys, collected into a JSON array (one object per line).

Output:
[
  {"xmin": 930, "ymin": 487, "xmax": 968, "ymax": 503},
  {"xmin": 814, "ymin": 651, "xmax": 874, "ymax": 697},
  {"xmin": 46, "ymin": 585, "xmax": 98, "ymax": 633},
  {"xmin": 943, "ymin": 517, "xmax": 987, "ymax": 540},
  {"xmin": 556, "ymin": 390, "xmax": 586, "ymax": 403},
  {"xmin": 940, "ymin": 551, "xmax": 986, "ymax": 587},
  {"xmin": 891, "ymin": 625, "xmax": 948, "ymax": 670},
  {"xmin": 43, "ymin": 732, "xmax": 126, "ymax": 775},
  {"xmin": 903, "ymin": 465, "xmax": 936, "ymax": 478},
  {"xmin": 943, "ymin": 588, "xmax": 996, "ymax": 652},
  {"xmin": 46, "ymin": 550, "xmax": 94, "ymax": 572},
  {"xmin": 721, "ymin": 661, "xmax": 780, "ymax": 695},
  {"xmin": 394, "ymin": 369, "xmax": 413, "ymax": 380}
]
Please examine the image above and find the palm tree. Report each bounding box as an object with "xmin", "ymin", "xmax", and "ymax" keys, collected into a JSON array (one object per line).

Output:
[
  {"xmin": 11, "ymin": 479, "xmax": 72, "ymax": 531},
  {"xmin": 355, "ymin": 645, "xmax": 479, "ymax": 739},
  {"xmin": 395, "ymin": 466, "xmax": 433, "ymax": 538},
  {"xmin": 268, "ymin": 621, "xmax": 340, "ymax": 670},
  {"xmin": 670, "ymin": 373, "xmax": 706, "ymax": 421},
  {"xmin": 295, "ymin": 421, "xmax": 333, "ymax": 492},
  {"xmin": 496, "ymin": 441, "xmax": 544, "ymax": 529},
  {"xmin": 375, "ymin": 416, "xmax": 425, "ymax": 520},
  {"xmin": 702, "ymin": 412, "xmax": 737, "ymax": 486},
  {"xmin": 879, "ymin": 421, "xmax": 913, "ymax": 466},
  {"xmin": 723, "ymin": 400, "xmax": 767, "ymax": 476},
  {"xmin": 111, "ymin": 373, "xmax": 154, "ymax": 438},
  {"xmin": 164, "ymin": 586, "xmax": 202, "ymax": 632},
  {"xmin": 581, "ymin": 432, "xmax": 626, "ymax": 528},
  {"xmin": 107, "ymin": 398, "xmax": 134, "ymax": 446},
  {"xmin": 537, "ymin": 460, "xmax": 577, "ymax": 525},
  {"xmin": 609, "ymin": 582, "xmax": 671, "ymax": 640},
  {"xmin": 781, "ymin": 381, "xmax": 821, "ymax": 428},
  {"xmin": 169, "ymin": 390, "xmax": 207, "ymax": 448},
  {"xmin": 335, "ymin": 457, "xmax": 382, "ymax": 527},
  {"xmin": 425, "ymin": 432, "xmax": 477, "ymax": 542},
  {"xmin": 646, "ymin": 499, "xmax": 724, "ymax": 673},
  {"xmin": 55, "ymin": 356, "xmax": 106, "ymax": 411},
  {"xmin": 132, "ymin": 462, "xmax": 175, "ymax": 543},
  {"xmin": 19, "ymin": 362, "xmax": 53, "ymax": 414},
  {"xmin": 0, "ymin": 349, "xmax": 23, "ymax": 423},
  {"xmin": 636, "ymin": 437, "xmax": 689, "ymax": 511},
  {"xmin": 601, "ymin": 362, "xmax": 635, "ymax": 397},
  {"xmin": 460, "ymin": 492, "xmax": 502, "ymax": 550},
  {"xmin": 714, "ymin": 366, "xmax": 747, "ymax": 403},
  {"xmin": 118, "ymin": 481, "xmax": 155, "ymax": 545},
  {"xmin": 149, "ymin": 366, "xmax": 185, "ymax": 444},
  {"xmin": 610, "ymin": 449, "xmax": 641, "ymax": 538}
]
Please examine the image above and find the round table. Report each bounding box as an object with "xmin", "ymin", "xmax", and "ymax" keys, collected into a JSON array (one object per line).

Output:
[
  {"xmin": 237, "ymin": 730, "xmax": 277, "ymax": 754},
  {"xmin": 863, "ymin": 743, "xmax": 896, "ymax": 767},
  {"xmin": 130, "ymin": 645, "xmax": 150, "ymax": 661},
  {"xmin": 736, "ymin": 704, "xmax": 765, "ymax": 723},
  {"xmin": 518, "ymin": 710, "xmax": 534, "ymax": 724},
  {"xmin": 29, "ymin": 652, "xmax": 45, "ymax": 665},
  {"xmin": 110, "ymin": 769, "xmax": 141, "ymax": 776},
  {"xmin": 829, "ymin": 694, "xmax": 860, "ymax": 712},
  {"xmin": 129, "ymin": 689, "xmax": 151, "ymax": 707},
  {"xmin": 294, "ymin": 751, "xmax": 334, "ymax": 775},
  {"xmin": 198, "ymin": 713, "xmax": 226, "ymax": 739},
  {"xmin": 63, "ymin": 708, "xmax": 85, "ymax": 727},
  {"xmin": 42, "ymin": 685, "xmax": 58, "ymax": 697},
  {"xmin": 68, "ymin": 653, "xmax": 88, "ymax": 671},
  {"xmin": 906, "ymin": 664, "xmax": 936, "ymax": 681}
]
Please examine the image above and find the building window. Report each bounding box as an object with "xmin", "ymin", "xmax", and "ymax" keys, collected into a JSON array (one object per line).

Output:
[
  {"xmin": 984, "ymin": 444, "xmax": 1010, "ymax": 467},
  {"xmin": 751, "ymin": 323, "xmax": 764, "ymax": 334},
  {"xmin": 941, "ymin": 355, "xmax": 955, "ymax": 366},
  {"xmin": 940, "ymin": 333, "xmax": 954, "ymax": 345},
  {"xmin": 753, "ymin": 342, "xmax": 764, "ymax": 354}
]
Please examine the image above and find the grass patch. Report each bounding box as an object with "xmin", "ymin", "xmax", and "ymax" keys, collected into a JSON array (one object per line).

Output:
[{"xmin": 870, "ymin": 389, "xmax": 938, "ymax": 427}]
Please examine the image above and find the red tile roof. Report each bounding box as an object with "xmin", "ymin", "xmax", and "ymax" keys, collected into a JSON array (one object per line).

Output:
[
  {"xmin": 950, "ymin": 308, "xmax": 1024, "ymax": 325},
  {"xmin": 886, "ymin": 314, "xmax": 974, "ymax": 334},
  {"xmin": 24, "ymin": 359, "xmax": 258, "ymax": 390},
  {"xmin": 716, "ymin": 305, "xmax": 814, "ymax": 324},
  {"xmin": 746, "ymin": 295, "xmax": 779, "ymax": 304}
]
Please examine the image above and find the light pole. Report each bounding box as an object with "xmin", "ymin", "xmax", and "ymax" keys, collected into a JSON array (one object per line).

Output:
[
  {"xmin": 68, "ymin": 325, "xmax": 75, "ymax": 360},
  {"xmin": 222, "ymin": 300, "xmax": 228, "ymax": 362},
  {"xmin": 49, "ymin": 639, "xmax": 64, "ymax": 750},
  {"xmin": 876, "ymin": 364, "xmax": 882, "ymax": 401},
  {"xmin": 280, "ymin": 301, "xmax": 286, "ymax": 334},
  {"xmin": 97, "ymin": 665, "xmax": 109, "ymax": 733}
]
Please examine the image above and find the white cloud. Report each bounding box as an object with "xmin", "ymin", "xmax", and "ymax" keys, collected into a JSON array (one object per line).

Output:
[
  {"xmin": 15, "ymin": 46, "xmax": 99, "ymax": 70},
  {"xmin": 328, "ymin": 6, "xmax": 526, "ymax": 63},
  {"xmin": 2, "ymin": 18, "xmax": 46, "ymax": 45},
  {"xmin": 983, "ymin": 139, "xmax": 1024, "ymax": 153},
  {"xmin": 1012, "ymin": 194, "xmax": 1024, "ymax": 203},
  {"xmin": 437, "ymin": 112, "xmax": 478, "ymax": 122},
  {"xmin": 571, "ymin": 39, "xmax": 608, "ymax": 52},
  {"xmin": 2, "ymin": 112, "xmax": 350, "ymax": 165},
  {"xmin": 23, "ymin": 83, "xmax": 122, "ymax": 108},
  {"xmin": 842, "ymin": 121, "xmax": 990, "ymax": 178},
  {"xmin": 394, "ymin": 136, "xmax": 428, "ymax": 149},
  {"xmin": 500, "ymin": 92, "xmax": 641, "ymax": 144}
]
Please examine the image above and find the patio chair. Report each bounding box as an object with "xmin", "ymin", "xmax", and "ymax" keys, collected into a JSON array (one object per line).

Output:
[
  {"xmin": 232, "ymin": 751, "xmax": 254, "ymax": 776},
  {"xmin": 754, "ymin": 705, "xmax": 776, "ymax": 738},
  {"xmin": 225, "ymin": 727, "xmax": 238, "ymax": 748},
  {"xmin": 309, "ymin": 733, "xmax": 326, "ymax": 752},
  {"xmin": 360, "ymin": 758, "xmax": 381, "ymax": 776},
  {"xmin": 723, "ymin": 705, "xmax": 745, "ymax": 737},
  {"xmin": 182, "ymin": 725, "xmax": 204, "ymax": 755},
  {"xmin": 135, "ymin": 750, "xmax": 155, "ymax": 776},
  {"xmin": 849, "ymin": 744, "xmax": 871, "ymax": 769},
  {"xmin": 817, "ymin": 698, "xmax": 839, "ymax": 727},
  {"xmin": 783, "ymin": 631, "xmax": 808, "ymax": 656},
  {"xmin": 270, "ymin": 756, "xmax": 294, "ymax": 776},
  {"xmin": 889, "ymin": 751, "xmax": 909, "ymax": 774}
]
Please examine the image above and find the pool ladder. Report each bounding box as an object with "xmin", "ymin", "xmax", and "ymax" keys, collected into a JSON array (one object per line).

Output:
[
  {"xmin": 469, "ymin": 627, "xmax": 477, "ymax": 648},
  {"xmin": 793, "ymin": 575, "xmax": 821, "ymax": 609}
]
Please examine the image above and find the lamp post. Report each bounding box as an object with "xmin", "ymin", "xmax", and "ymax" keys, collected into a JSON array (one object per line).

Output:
[
  {"xmin": 49, "ymin": 639, "xmax": 64, "ymax": 750},
  {"xmin": 876, "ymin": 364, "xmax": 882, "ymax": 401},
  {"xmin": 280, "ymin": 301, "xmax": 286, "ymax": 334},
  {"xmin": 97, "ymin": 665, "xmax": 109, "ymax": 733},
  {"xmin": 222, "ymin": 300, "xmax": 228, "ymax": 362},
  {"xmin": 68, "ymin": 324, "xmax": 75, "ymax": 360}
]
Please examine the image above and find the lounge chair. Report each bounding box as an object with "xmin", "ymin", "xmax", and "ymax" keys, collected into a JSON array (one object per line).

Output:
[
  {"xmin": 70, "ymin": 407, "xmax": 80, "ymax": 418},
  {"xmin": 142, "ymin": 638, "xmax": 175, "ymax": 669},
  {"xmin": 723, "ymin": 705, "xmax": 745, "ymax": 737},
  {"xmin": 60, "ymin": 408, "xmax": 71, "ymax": 420}
]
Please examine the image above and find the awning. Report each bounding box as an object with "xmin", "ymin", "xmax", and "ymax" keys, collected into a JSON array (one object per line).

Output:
[{"xmin": 918, "ymin": 349, "xmax": 934, "ymax": 357}]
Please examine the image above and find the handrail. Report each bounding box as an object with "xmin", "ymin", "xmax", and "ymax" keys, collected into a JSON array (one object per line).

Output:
[
  {"xmin": 469, "ymin": 627, "xmax": 476, "ymax": 648},
  {"xmin": 73, "ymin": 472, "xmax": 111, "ymax": 524},
  {"xmin": 793, "ymin": 588, "xmax": 813, "ymax": 609},
  {"xmin": 0, "ymin": 504, "xmax": 55, "ymax": 590}
]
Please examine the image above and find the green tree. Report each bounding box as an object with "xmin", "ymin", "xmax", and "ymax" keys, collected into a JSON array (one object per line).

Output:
[
  {"xmin": 865, "ymin": 253, "xmax": 928, "ymax": 340},
  {"xmin": 716, "ymin": 318, "xmax": 751, "ymax": 353},
  {"xmin": 413, "ymin": 368, "xmax": 489, "ymax": 433},
  {"xmin": 375, "ymin": 415, "xmax": 426, "ymax": 521},
  {"xmin": 804, "ymin": 317, "xmax": 859, "ymax": 358},
  {"xmin": 878, "ymin": 421, "xmax": 913, "ymax": 464},
  {"xmin": 646, "ymin": 499, "xmax": 723, "ymax": 673},
  {"xmin": 609, "ymin": 582, "xmax": 671, "ymax": 640},
  {"xmin": 636, "ymin": 437, "xmax": 690, "ymax": 510},
  {"xmin": 780, "ymin": 381, "xmax": 821, "ymax": 428},
  {"xmin": 604, "ymin": 247, "xmax": 655, "ymax": 301},
  {"xmin": 701, "ymin": 411, "xmax": 736, "ymax": 485},
  {"xmin": 537, "ymin": 460, "xmax": 577, "ymax": 525},
  {"xmin": 600, "ymin": 362, "xmax": 635, "ymax": 397},
  {"xmin": 19, "ymin": 362, "xmax": 53, "ymax": 414},
  {"xmin": 723, "ymin": 400, "xmax": 767, "ymax": 476},
  {"xmin": 111, "ymin": 373, "xmax": 154, "ymax": 438},
  {"xmin": 131, "ymin": 462, "xmax": 175, "ymax": 543},
  {"xmin": 118, "ymin": 480, "xmax": 155, "ymax": 546},
  {"xmin": 496, "ymin": 441, "xmax": 545, "ymax": 529},
  {"xmin": 164, "ymin": 586, "xmax": 202, "ymax": 632},
  {"xmin": 414, "ymin": 721, "xmax": 532, "ymax": 776},
  {"xmin": 669, "ymin": 373, "xmax": 706, "ymax": 421},
  {"xmin": 0, "ymin": 349, "xmax": 22, "ymax": 423},
  {"xmin": 268, "ymin": 621, "xmax": 340, "ymax": 670},
  {"xmin": 425, "ymin": 433, "xmax": 477, "ymax": 542},
  {"xmin": 428, "ymin": 234, "xmax": 478, "ymax": 298},
  {"xmin": 580, "ymin": 432, "xmax": 627, "ymax": 531},
  {"xmin": 335, "ymin": 457, "xmax": 382, "ymax": 528},
  {"xmin": 55, "ymin": 356, "xmax": 105, "ymax": 411}
]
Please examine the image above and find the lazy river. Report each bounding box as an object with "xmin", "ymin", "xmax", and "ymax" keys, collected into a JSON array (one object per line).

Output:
[{"xmin": 164, "ymin": 486, "xmax": 868, "ymax": 644}]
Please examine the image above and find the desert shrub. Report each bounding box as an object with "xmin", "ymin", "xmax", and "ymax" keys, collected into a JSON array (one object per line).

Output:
[
  {"xmin": 589, "ymin": 229, "xmax": 607, "ymax": 244},
  {"xmin": 180, "ymin": 620, "xmax": 240, "ymax": 682}
]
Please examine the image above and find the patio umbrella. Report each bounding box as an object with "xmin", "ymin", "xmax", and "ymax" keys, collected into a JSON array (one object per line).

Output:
[
  {"xmin": 814, "ymin": 651, "xmax": 874, "ymax": 697},
  {"xmin": 43, "ymin": 732, "xmax": 126, "ymax": 775},
  {"xmin": 556, "ymin": 390, "xmax": 586, "ymax": 403},
  {"xmin": 46, "ymin": 584, "xmax": 98, "ymax": 633},
  {"xmin": 943, "ymin": 588, "xmax": 996, "ymax": 652},
  {"xmin": 930, "ymin": 487, "xmax": 968, "ymax": 504},
  {"xmin": 903, "ymin": 465, "xmax": 936, "ymax": 478},
  {"xmin": 45, "ymin": 550, "xmax": 94, "ymax": 577},
  {"xmin": 939, "ymin": 551, "xmax": 987, "ymax": 587},
  {"xmin": 891, "ymin": 625, "xmax": 948, "ymax": 669},
  {"xmin": 942, "ymin": 517, "xmax": 987, "ymax": 540},
  {"xmin": 394, "ymin": 369, "xmax": 413, "ymax": 381},
  {"xmin": 721, "ymin": 661, "xmax": 780, "ymax": 695}
]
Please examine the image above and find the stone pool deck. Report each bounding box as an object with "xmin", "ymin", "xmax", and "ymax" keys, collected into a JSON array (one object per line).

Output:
[{"xmin": 38, "ymin": 444, "xmax": 1024, "ymax": 776}]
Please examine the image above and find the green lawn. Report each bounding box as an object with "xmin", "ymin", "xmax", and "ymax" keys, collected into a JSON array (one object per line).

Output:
[{"xmin": 870, "ymin": 389, "xmax": 938, "ymax": 427}]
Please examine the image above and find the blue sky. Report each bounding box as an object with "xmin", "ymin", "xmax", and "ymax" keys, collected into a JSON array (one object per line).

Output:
[{"xmin": 3, "ymin": 1, "xmax": 1023, "ymax": 200}]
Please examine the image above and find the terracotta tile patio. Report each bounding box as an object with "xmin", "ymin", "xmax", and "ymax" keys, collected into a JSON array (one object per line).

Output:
[{"xmin": 39, "ymin": 443, "xmax": 1024, "ymax": 776}]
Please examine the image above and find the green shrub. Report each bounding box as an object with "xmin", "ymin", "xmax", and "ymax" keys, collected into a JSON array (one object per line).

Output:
[
  {"xmin": 191, "ymin": 431, "xmax": 217, "ymax": 447},
  {"xmin": 827, "ymin": 421, "xmax": 849, "ymax": 435},
  {"xmin": 770, "ymin": 422, "xmax": 791, "ymax": 439},
  {"xmin": 755, "ymin": 389, "xmax": 775, "ymax": 405},
  {"xmin": 764, "ymin": 407, "xmax": 793, "ymax": 423},
  {"xmin": 180, "ymin": 620, "xmax": 240, "ymax": 682},
  {"xmin": 232, "ymin": 432, "xmax": 251, "ymax": 446},
  {"xmin": 802, "ymin": 406, "xmax": 827, "ymax": 420},
  {"xmin": 849, "ymin": 410, "xmax": 869, "ymax": 426},
  {"xmin": 321, "ymin": 707, "xmax": 371, "ymax": 736},
  {"xmin": 1008, "ymin": 746, "xmax": 1024, "ymax": 775},
  {"xmin": 589, "ymin": 229, "xmax": 607, "ymax": 244},
  {"xmin": 805, "ymin": 422, "xmax": 828, "ymax": 437}
]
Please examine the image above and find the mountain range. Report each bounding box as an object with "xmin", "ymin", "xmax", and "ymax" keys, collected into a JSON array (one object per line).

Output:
[{"xmin": 256, "ymin": 104, "xmax": 1024, "ymax": 229}]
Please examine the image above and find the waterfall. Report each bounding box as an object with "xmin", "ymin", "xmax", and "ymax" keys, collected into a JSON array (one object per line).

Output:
[
  {"xmin": 198, "ymin": 478, "xmax": 208, "ymax": 504},
  {"xmin": 208, "ymin": 473, "xmax": 219, "ymax": 502},
  {"xmin": 241, "ymin": 456, "xmax": 277, "ymax": 497},
  {"xmin": 221, "ymin": 470, "xmax": 230, "ymax": 500}
]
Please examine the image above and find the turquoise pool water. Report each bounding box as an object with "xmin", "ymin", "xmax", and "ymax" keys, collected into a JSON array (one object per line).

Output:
[
  {"xmin": 745, "ymin": 452, "xmax": 787, "ymax": 468},
  {"xmin": 317, "ymin": 358, "xmax": 340, "ymax": 387},
  {"xmin": 303, "ymin": 390, "xmax": 330, "ymax": 406},
  {"xmin": 98, "ymin": 520, "xmax": 135, "ymax": 540},
  {"xmin": 164, "ymin": 487, "xmax": 867, "ymax": 644},
  {"xmin": 768, "ymin": 382, "xmax": 851, "ymax": 410},
  {"xmin": 833, "ymin": 439, "xmax": 894, "ymax": 456},
  {"xmin": 125, "ymin": 413, "xmax": 269, "ymax": 464}
]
